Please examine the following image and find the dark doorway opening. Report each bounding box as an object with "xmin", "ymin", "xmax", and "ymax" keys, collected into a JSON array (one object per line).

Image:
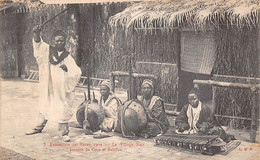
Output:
[{"xmin": 177, "ymin": 70, "xmax": 212, "ymax": 111}]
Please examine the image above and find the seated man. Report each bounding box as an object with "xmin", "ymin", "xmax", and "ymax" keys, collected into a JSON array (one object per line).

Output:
[
  {"xmin": 99, "ymin": 81, "xmax": 122, "ymax": 132},
  {"xmin": 138, "ymin": 79, "xmax": 170, "ymax": 138},
  {"xmin": 175, "ymin": 87, "xmax": 215, "ymax": 134}
]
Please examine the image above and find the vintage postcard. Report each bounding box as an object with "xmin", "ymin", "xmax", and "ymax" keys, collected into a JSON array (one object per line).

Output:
[{"xmin": 0, "ymin": 0, "xmax": 259, "ymax": 159}]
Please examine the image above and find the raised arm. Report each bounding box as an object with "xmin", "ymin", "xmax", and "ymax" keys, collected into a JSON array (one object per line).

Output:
[{"xmin": 32, "ymin": 25, "xmax": 49, "ymax": 63}]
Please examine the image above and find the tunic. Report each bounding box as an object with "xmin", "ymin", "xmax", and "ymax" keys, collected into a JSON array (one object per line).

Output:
[
  {"xmin": 138, "ymin": 96, "xmax": 170, "ymax": 137},
  {"xmin": 175, "ymin": 102, "xmax": 214, "ymax": 134},
  {"xmin": 33, "ymin": 38, "xmax": 82, "ymax": 123},
  {"xmin": 99, "ymin": 94, "xmax": 122, "ymax": 131}
]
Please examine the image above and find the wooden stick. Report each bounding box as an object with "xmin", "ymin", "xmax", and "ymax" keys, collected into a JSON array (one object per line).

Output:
[
  {"xmin": 214, "ymin": 114, "xmax": 253, "ymax": 121},
  {"xmin": 79, "ymin": 76, "xmax": 107, "ymax": 81},
  {"xmin": 213, "ymin": 74, "xmax": 260, "ymax": 81},
  {"xmin": 110, "ymin": 71, "xmax": 156, "ymax": 79},
  {"xmin": 193, "ymin": 79, "xmax": 260, "ymax": 89},
  {"xmin": 136, "ymin": 61, "xmax": 177, "ymax": 66},
  {"xmin": 84, "ymin": 92, "xmax": 87, "ymax": 101},
  {"xmin": 40, "ymin": 5, "xmax": 74, "ymax": 27}
]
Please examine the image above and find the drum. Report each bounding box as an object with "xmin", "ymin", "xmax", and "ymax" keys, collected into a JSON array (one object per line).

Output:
[
  {"xmin": 76, "ymin": 101, "xmax": 105, "ymax": 132},
  {"xmin": 119, "ymin": 99, "xmax": 147, "ymax": 137}
]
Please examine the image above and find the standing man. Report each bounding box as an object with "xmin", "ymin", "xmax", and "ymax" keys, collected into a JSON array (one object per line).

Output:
[
  {"xmin": 25, "ymin": 25, "xmax": 82, "ymax": 142},
  {"xmin": 138, "ymin": 79, "xmax": 170, "ymax": 138}
]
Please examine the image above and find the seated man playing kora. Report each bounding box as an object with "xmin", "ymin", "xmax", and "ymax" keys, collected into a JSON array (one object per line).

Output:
[
  {"xmin": 99, "ymin": 81, "xmax": 122, "ymax": 132},
  {"xmin": 138, "ymin": 79, "xmax": 170, "ymax": 138}
]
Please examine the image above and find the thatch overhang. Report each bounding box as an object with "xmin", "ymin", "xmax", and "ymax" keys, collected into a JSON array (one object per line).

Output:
[
  {"xmin": 109, "ymin": 0, "xmax": 260, "ymax": 31},
  {"xmin": 0, "ymin": 0, "xmax": 67, "ymax": 14}
]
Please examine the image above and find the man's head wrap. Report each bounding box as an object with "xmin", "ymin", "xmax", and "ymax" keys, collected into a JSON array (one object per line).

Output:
[
  {"xmin": 53, "ymin": 30, "xmax": 67, "ymax": 39},
  {"xmin": 189, "ymin": 87, "xmax": 200, "ymax": 97},
  {"xmin": 142, "ymin": 79, "xmax": 154, "ymax": 88},
  {"xmin": 100, "ymin": 80, "xmax": 111, "ymax": 91},
  {"xmin": 141, "ymin": 79, "xmax": 154, "ymax": 96}
]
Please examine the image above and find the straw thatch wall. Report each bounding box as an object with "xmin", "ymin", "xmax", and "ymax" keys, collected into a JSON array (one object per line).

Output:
[
  {"xmin": 78, "ymin": 3, "xmax": 129, "ymax": 78},
  {"xmin": 212, "ymin": 25, "xmax": 259, "ymax": 129},
  {"xmin": 213, "ymin": 26, "xmax": 259, "ymax": 76},
  {"xmin": 132, "ymin": 29, "xmax": 179, "ymax": 104},
  {"xmin": 107, "ymin": 25, "xmax": 180, "ymax": 104}
]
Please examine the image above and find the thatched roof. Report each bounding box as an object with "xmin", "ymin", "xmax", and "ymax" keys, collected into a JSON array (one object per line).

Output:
[
  {"xmin": 109, "ymin": 0, "xmax": 260, "ymax": 30},
  {"xmin": 0, "ymin": 0, "xmax": 66, "ymax": 14}
]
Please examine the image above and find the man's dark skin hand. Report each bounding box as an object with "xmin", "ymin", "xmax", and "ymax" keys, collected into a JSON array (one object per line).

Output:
[
  {"xmin": 33, "ymin": 25, "xmax": 42, "ymax": 43},
  {"xmin": 60, "ymin": 64, "xmax": 68, "ymax": 72}
]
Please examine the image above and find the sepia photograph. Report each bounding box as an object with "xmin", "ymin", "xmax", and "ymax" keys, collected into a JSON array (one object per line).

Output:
[{"xmin": 0, "ymin": 0, "xmax": 259, "ymax": 159}]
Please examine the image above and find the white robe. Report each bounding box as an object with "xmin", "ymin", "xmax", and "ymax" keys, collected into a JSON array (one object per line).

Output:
[
  {"xmin": 100, "ymin": 95, "xmax": 120, "ymax": 131},
  {"xmin": 185, "ymin": 101, "xmax": 202, "ymax": 134},
  {"xmin": 33, "ymin": 38, "xmax": 82, "ymax": 123}
]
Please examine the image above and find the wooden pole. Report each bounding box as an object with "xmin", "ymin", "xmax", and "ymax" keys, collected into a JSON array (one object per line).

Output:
[
  {"xmin": 256, "ymin": 12, "xmax": 260, "ymax": 143},
  {"xmin": 212, "ymin": 86, "xmax": 217, "ymax": 114},
  {"xmin": 176, "ymin": 29, "xmax": 181, "ymax": 111},
  {"xmin": 213, "ymin": 74, "xmax": 260, "ymax": 81},
  {"xmin": 250, "ymin": 88, "xmax": 258, "ymax": 142},
  {"xmin": 214, "ymin": 114, "xmax": 254, "ymax": 121},
  {"xmin": 87, "ymin": 63, "xmax": 91, "ymax": 101},
  {"xmin": 129, "ymin": 55, "xmax": 134, "ymax": 100},
  {"xmin": 132, "ymin": 77, "xmax": 137, "ymax": 99},
  {"xmin": 110, "ymin": 73, "xmax": 115, "ymax": 93},
  {"xmin": 193, "ymin": 79, "xmax": 260, "ymax": 89},
  {"xmin": 109, "ymin": 71, "xmax": 156, "ymax": 79}
]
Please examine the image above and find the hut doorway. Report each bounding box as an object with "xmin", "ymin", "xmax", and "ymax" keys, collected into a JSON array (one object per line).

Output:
[
  {"xmin": 177, "ymin": 70, "xmax": 213, "ymax": 111},
  {"xmin": 177, "ymin": 30, "xmax": 216, "ymax": 111}
]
